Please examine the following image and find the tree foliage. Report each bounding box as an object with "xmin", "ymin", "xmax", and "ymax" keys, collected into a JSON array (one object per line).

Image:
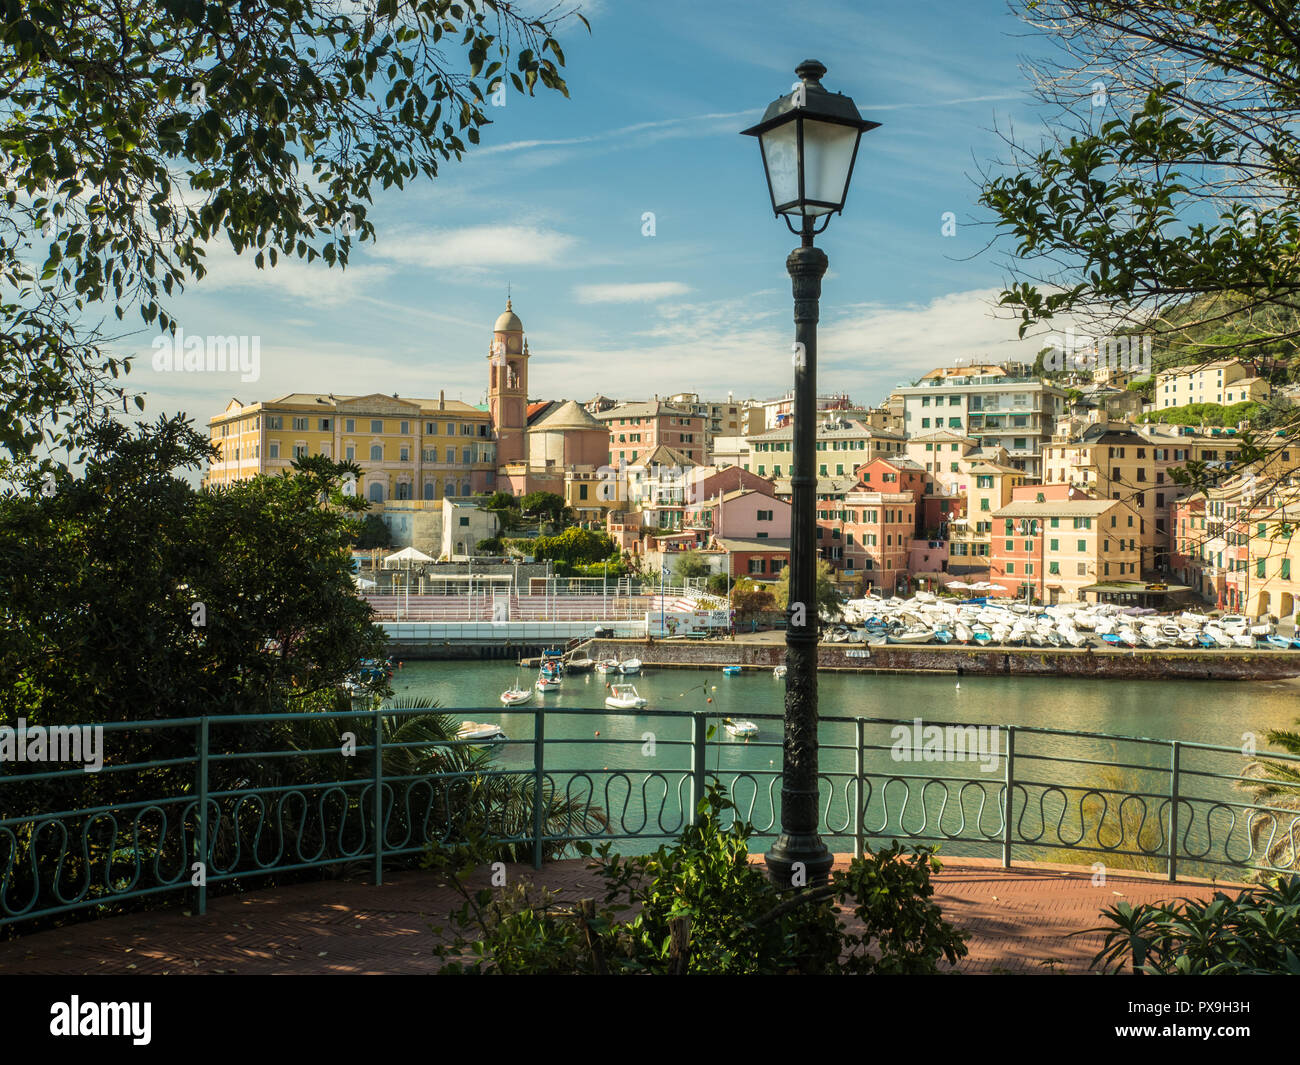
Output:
[
  {"xmin": 0, "ymin": 0, "xmax": 584, "ymax": 464},
  {"xmin": 521, "ymin": 525, "xmax": 615, "ymax": 566},
  {"xmin": 773, "ymin": 559, "xmax": 842, "ymax": 621},
  {"xmin": 0, "ymin": 415, "xmax": 386, "ymax": 723}
]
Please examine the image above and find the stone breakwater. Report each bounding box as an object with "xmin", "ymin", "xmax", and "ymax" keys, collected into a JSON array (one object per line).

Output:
[{"xmin": 587, "ymin": 638, "xmax": 1300, "ymax": 681}]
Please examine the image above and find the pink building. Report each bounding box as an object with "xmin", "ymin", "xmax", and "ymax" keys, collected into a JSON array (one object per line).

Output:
[
  {"xmin": 595, "ymin": 399, "xmax": 706, "ymax": 467},
  {"xmin": 686, "ymin": 488, "xmax": 791, "ymax": 541}
]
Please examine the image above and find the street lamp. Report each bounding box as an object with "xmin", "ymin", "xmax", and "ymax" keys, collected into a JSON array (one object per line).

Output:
[{"xmin": 742, "ymin": 60, "xmax": 878, "ymax": 887}]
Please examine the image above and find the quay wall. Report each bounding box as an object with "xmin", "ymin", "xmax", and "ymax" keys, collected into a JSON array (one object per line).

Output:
[{"xmin": 585, "ymin": 639, "xmax": 1300, "ymax": 681}]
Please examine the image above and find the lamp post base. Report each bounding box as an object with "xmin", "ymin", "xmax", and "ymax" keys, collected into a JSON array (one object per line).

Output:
[{"xmin": 765, "ymin": 832, "xmax": 834, "ymax": 888}]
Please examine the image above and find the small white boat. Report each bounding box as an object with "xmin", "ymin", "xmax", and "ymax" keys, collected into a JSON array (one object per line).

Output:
[
  {"xmin": 618, "ymin": 657, "xmax": 642, "ymax": 675},
  {"xmin": 773, "ymin": 664, "xmax": 787, "ymax": 679},
  {"xmin": 724, "ymin": 718, "xmax": 759, "ymax": 738},
  {"xmin": 535, "ymin": 673, "xmax": 562, "ymax": 693},
  {"xmin": 594, "ymin": 659, "xmax": 620, "ymax": 675},
  {"xmin": 500, "ymin": 684, "xmax": 532, "ymax": 706},
  {"xmin": 604, "ymin": 683, "xmax": 647, "ymax": 710},
  {"xmin": 457, "ymin": 721, "xmax": 505, "ymax": 742},
  {"xmin": 955, "ymin": 622, "xmax": 972, "ymax": 644}
]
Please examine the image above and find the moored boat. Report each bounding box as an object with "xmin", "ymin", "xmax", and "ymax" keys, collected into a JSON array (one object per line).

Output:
[
  {"xmin": 723, "ymin": 718, "xmax": 759, "ymax": 738},
  {"xmin": 604, "ymin": 683, "xmax": 648, "ymax": 710},
  {"xmin": 457, "ymin": 721, "xmax": 506, "ymax": 742}
]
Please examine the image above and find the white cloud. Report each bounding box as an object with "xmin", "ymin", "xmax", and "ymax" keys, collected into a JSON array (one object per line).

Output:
[
  {"xmin": 193, "ymin": 243, "xmax": 393, "ymax": 306},
  {"xmin": 574, "ymin": 281, "xmax": 691, "ymax": 304},
  {"xmin": 374, "ymin": 224, "xmax": 577, "ymax": 270}
]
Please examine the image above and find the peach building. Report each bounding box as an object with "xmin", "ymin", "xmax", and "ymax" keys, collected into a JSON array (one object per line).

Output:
[{"xmin": 990, "ymin": 484, "xmax": 1142, "ymax": 603}]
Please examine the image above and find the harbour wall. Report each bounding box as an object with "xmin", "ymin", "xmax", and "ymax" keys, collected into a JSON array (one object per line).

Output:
[{"xmin": 585, "ymin": 639, "xmax": 1300, "ymax": 681}]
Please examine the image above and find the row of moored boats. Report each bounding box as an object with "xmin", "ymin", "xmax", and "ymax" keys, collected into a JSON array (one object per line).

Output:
[{"xmin": 828, "ymin": 593, "xmax": 1300, "ymax": 651}]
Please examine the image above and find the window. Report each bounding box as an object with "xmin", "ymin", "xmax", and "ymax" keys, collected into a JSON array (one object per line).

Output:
[
  {"xmin": 292, "ymin": 417, "xmax": 308, "ymax": 431},
  {"xmin": 1257, "ymin": 559, "xmax": 1266, "ymax": 578},
  {"xmin": 1077, "ymin": 539, "xmax": 1086, "ymax": 552},
  {"xmin": 1050, "ymin": 539, "xmax": 1058, "ymax": 551},
  {"xmin": 319, "ymin": 418, "xmax": 332, "ymax": 431},
  {"xmin": 425, "ymin": 422, "xmax": 436, "ymax": 434},
  {"xmin": 949, "ymin": 418, "xmax": 961, "ymax": 429},
  {"xmin": 370, "ymin": 419, "xmax": 383, "ymax": 433},
  {"xmin": 400, "ymin": 421, "xmax": 409, "ymax": 434},
  {"xmin": 446, "ymin": 448, "xmax": 455, "ymax": 463},
  {"xmin": 1284, "ymin": 559, "xmax": 1292, "ymax": 579},
  {"xmin": 292, "ymin": 444, "xmax": 307, "ymax": 458},
  {"xmin": 345, "ymin": 418, "xmax": 356, "ymax": 433},
  {"xmin": 757, "ymin": 509, "xmax": 773, "ymax": 521},
  {"xmin": 921, "ymin": 418, "xmax": 931, "ymax": 429},
  {"xmin": 949, "ymin": 396, "xmax": 961, "ymax": 406},
  {"xmin": 267, "ymin": 416, "xmax": 283, "ymax": 430},
  {"xmin": 268, "ymin": 442, "xmax": 280, "ymax": 459},
  {"xmin": 1005, "ymin": 540, "xmax": 1014, "ymax": 552},
  {"xmin": 1006, "ymin": 562, "xmax": 1015, "ymax": 574},
  {"xmin": 921, "ymin": 396, "xmax": 931, "ymax": 407},
  {"xmin": 1050, "ymin": 517, "xmax": 1059, "ymax": 528},
  {"xmin": 399, "ymin": 447, "xmax": 410, "ymax": 462},
  {"xmin": 369, "ymin": 444, "xmax": 382, "ymax": 461},
  {"xmin": 1005, "ymin": 519, "xmax": 1014, "ymax": 534},
  {"xmin": 980, "ymin": 499, "xmax": 990, "ymax": 511}
]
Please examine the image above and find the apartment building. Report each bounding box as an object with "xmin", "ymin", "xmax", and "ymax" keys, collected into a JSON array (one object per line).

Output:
[
  {"xmin": 990, "ymin": 485, "xmax": 1142, "ymax": 603},
  {"xmin": 947, "ymin": 461, "xmax": 1026, "ymax": 575},
  {"xmin": 1042, "ymin": 421, "xmax": 1299, "ymax": 574},
  {"xmin": 205, "ymin": 392, "xmax": 496, "ymax": 503},
  {"xmin": 745, "ymin": 416, "xmax": 906, "ymax": 480},
  {"xmin": 904, "ymin": 428, "xmax": 978, "ymax": 494},
  {"xmin": 836, "ymin": 457, "xmax": 926, "ymax": 581},
  {"xmin": 1174, "ymin": 475, "xmax": 1300, "ymax": 617},
  {"xmin": 1155, "ymin": 359, "xmax": 1271, "ymax": 411},
  {"xmin": 896, "ymin": 372, "xmax": 1066, "ymax": 478},
  {"xmin": 595, "ymin": 399, "xmax": 706, "ymax": 467},
  {"xmin": 667, "ymin": 393, "xmax": 764, "ymax": 456}
]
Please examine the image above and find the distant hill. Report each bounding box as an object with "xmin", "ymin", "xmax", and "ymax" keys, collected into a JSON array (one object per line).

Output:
[{"xmin": 1147, "ymin": 292, "xmax": 1300, "ymax": 379}]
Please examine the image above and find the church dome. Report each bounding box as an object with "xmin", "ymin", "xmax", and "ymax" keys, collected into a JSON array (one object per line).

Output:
[{"xmin": 494, "ymin": 298, "xmax": 523, "ymax": 333}]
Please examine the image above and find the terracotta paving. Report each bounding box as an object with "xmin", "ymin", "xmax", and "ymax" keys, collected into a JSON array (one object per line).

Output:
[{"xmin": 0, "ymin": 856, "xmax": 1243, "ymax": 975}]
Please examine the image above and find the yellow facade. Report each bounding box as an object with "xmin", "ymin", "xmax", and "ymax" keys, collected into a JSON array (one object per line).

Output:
[{"xmin": 204, "ymin": 392, "xmax": 495, "ymax": 506}]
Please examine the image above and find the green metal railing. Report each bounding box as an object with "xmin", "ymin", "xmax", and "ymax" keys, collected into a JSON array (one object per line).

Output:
[{"xmin": 3, "ymin": 707, "xmax": 1299, "ymax": 933}]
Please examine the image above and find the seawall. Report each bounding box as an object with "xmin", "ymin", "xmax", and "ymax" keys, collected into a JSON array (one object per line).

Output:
[{"xmin": 585, "ymin": 638, "xmax": 1300, "ymax": 681}]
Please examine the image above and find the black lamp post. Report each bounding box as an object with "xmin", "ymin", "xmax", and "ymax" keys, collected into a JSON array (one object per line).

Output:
[{"xmin": 742, "ymin": 60, "xmax": 878, "ymax": 887}]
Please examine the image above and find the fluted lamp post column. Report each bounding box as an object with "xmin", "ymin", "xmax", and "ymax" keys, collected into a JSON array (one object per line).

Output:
[{"xmin": 742, "ymin": 60, "xmax": 878, "ymax": 887}]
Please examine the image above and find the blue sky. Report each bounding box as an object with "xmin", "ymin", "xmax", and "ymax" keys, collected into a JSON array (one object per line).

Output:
[{"xmin": 133, "ymin": 0, "xmax": 1069, "ymax": 427}]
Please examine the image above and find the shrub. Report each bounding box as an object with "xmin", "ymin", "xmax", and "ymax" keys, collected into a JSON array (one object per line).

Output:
[
  {"xmin": 1084, "ymin": 874, "xmax": 1300, "ymax": 974},
  {"xmin": 425, "ymin": 782, "xmax": 968, "ymax": 974}
]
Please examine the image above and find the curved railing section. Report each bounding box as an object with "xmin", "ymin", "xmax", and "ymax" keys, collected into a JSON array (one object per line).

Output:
[{"xmin": 3, "ymin": 709, "xmax": 1299, "ymax": 933}]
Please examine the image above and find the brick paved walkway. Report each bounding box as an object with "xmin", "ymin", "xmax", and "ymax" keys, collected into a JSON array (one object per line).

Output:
[{"xmin": 0, "ymin": 857, "xmax": 1241, "ymax": 975}]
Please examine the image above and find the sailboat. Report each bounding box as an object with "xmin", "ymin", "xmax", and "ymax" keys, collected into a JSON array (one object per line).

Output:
[{"xmin": 500, "ymin": 674, "xmax": 532, "ymax": 706}]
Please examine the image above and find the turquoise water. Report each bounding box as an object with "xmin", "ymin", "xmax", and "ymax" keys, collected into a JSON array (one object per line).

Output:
[{"xmin": 390, "ymin": 659, "xmax": 1300, "ymax": 867}]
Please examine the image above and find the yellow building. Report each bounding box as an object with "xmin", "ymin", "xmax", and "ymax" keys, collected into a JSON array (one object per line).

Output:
[
  {"xmin": 204, "ymin": 391, "xmax": 496, "ymax": 505},
  {"xmin": 947, "ymin": 460, "xmax": 1025, "ymax": 572},
  {"xmin": 1244, "ymin": 482, "xmax": 1300, "ymax": 620},
  {"xmin": 1155, "ymin": 359, "xmax": 1271, "ymax": 411},
  {"xmin": 1043, "ymin": 422, "xmax": 1300, "ymax": 574}
]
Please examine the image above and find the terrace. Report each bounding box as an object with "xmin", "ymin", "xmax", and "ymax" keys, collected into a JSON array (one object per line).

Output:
[{"xmin": 3, "ymin": 706, "xmax": 1296, "ymax": 958}]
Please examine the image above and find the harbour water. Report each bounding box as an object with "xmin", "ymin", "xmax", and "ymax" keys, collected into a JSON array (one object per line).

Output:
[
  {"xmin": 388, "ymin": 659, "xmax": 1300, "ymax": 873},
  {"xmin": 392, "ymin": 658, "xmax": 1300, "ymax": 750}
]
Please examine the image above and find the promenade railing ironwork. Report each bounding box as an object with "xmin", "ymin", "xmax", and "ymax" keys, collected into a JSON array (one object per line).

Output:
[{"xmin": 3, "ymin": 707, "xmax": 1298, "ymax": 932}]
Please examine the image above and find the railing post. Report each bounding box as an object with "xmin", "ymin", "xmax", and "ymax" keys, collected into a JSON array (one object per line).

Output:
[
  {"xmin": 372, "ymin": 708, "xmax": 384, "ymax": 886},
  {"xmin": 1002, "ymin": 725, "xmax": 1015, "ymax": 869},
  {"xmin": 692, "ymin": 712, "xmax": 708, "ymax": 825},
  {"xmin": 195, "ymin": 717, "xmax": 209, "ymax": 916},
  {"xmin": 854, "ymin": 718, "xmax": 865, "ymax": 859},
  {"xmin": 1168, "ymin": 740, "xmax": 1180, "ymax": 883},
  {"xmin": 532, "ymin": 709, "xmax": 546, "ymax": 870}
]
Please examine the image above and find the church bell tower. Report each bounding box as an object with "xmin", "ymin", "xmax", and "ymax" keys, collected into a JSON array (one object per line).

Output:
[{"xmin": 487, "ymin": 298, "xmax": 529, "ymax": 467}]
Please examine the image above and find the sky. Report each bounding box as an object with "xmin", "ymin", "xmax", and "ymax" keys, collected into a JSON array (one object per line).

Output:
[{"xmin": 130, "ymin": 0, "xmax": 1073, "ymax": 428}]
